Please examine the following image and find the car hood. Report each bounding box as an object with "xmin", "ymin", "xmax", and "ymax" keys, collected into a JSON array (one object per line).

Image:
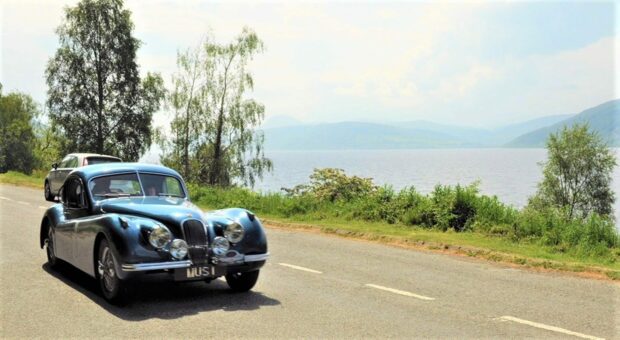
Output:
[
  {"xmin": 96, "ymin": 197, "xmax": 230, "ymax": 233},
  {"xmin": 95, "ymin": 197, "xmax": 266, "ymax": 254}
]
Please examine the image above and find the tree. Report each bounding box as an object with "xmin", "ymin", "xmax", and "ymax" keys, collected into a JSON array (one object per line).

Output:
[
  {"xmin": 160, "ymin": 28, "xmax": 272, "ymax": 187},
  {"xmin": 531, "ymin": 123, "xmax": 617, "ymax": 219},
  {"xmin": 0, "ymin": 85, "xmax": 38, "ymax": 174},
  {"xmin": 32, "ymin": 112, "xmax": 67, "ymax": 171},
  {"xmin": 46, "ymin": 0, "xmax": 164, "ymax": 161}
]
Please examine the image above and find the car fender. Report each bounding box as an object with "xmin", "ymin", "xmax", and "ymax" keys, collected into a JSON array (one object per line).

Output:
[
  {"xmin": 39, "ymin": 204, "xmax": 65, "ymax": 249},
  {"xmin": 209, "ymin": 208, "xmax": 268, "ymax": 255},
  {"xmin": 76, "ymin": 213, "xmax": 167, "ymax": 279}
]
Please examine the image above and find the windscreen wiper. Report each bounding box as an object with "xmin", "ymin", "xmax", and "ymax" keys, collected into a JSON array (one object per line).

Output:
[
  {"xmin": 94, "ymin": 193, "xmax": 131, "ymax": 198},
  {"xmin": 157, "ymin": 193, "xmax": 184, "ymax": 198}
]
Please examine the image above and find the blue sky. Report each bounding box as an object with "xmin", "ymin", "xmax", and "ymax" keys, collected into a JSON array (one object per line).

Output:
[{"xmin": 1, "ymin": 0, "xmax": 617, "ymax": 128}]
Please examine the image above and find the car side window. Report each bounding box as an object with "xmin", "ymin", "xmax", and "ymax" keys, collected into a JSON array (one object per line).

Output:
[
  {"xmin": 68, "ymin": 156, "xmax": 79, "ymax": 168},
  {"xmin": 65, "ymin": 178, "xmax": 86, "ymax": 209},
  {"xmin": 59, "ymin": 156, "xmax": 72, "ymax": 168}
]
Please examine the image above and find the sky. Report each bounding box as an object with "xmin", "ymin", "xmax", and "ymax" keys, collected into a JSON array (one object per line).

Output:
[{"xmin": 1, "ymin": 0, "xmax": 618, "ymax": 129}]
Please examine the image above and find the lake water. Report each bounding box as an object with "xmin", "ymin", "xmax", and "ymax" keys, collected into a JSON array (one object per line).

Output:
[{"xmin": 255, "ymin": 148, "xmax": 620, "ymax": 225}]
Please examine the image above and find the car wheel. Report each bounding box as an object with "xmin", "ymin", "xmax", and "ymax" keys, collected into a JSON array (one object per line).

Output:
[
  {"xmin": 44, "ymin": 181, "xmax": 54, "ymax": 202},
  {"xmin": 45, "ymin": 227, "xmax": 58, "ymax": 268},
  {"xmin": 97, "ymin": 239, "xmax": 130, "ymax": 305},
  {"xmin": 225, "ymin": 270, "xmax": 260, "ymax": 292}
]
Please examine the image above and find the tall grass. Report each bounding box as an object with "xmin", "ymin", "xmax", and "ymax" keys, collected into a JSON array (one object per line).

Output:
[{"xmin": 187, "ymin": 179, "xmax": 619, "ymax": 260}]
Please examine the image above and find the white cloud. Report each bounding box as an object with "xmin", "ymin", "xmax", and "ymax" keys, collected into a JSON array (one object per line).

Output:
[{"xmin": 1, "ymin": 0, "xmax": 616, "ymax": 128}]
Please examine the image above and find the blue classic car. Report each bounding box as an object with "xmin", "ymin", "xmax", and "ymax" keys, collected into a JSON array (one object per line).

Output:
[{"xmin": 40, "ymin": 163, "xmax": 268, "ymax": 304}]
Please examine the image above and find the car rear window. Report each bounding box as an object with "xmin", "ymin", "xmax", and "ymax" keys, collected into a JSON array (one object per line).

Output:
[{"xmin": 85, "ymin": 157, "xmax": 122, "ymax": 165}]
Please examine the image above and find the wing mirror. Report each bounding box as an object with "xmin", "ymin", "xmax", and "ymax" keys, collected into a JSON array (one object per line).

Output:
[{"xmin": 52, "ymin": 163, "xmax": 58, "ymax": 170}]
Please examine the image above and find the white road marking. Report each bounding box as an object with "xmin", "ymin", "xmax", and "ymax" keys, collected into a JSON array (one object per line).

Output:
[
  {"xmin": 278, "ymin": 263, "xmax": 322, "ymax": 274},
  {"xmin": 16, "ymin": 201, "xmax": 29, "ymax": 205},
  {"xmin": 497, "ymin": 316, "xmax": 604, "ymax": 340},
  {"xmin": 39, "ymin": 206, "xmax": 49, "ymax": 209},
  {"xmin": 0, "ymin": 196, "xmax": 10, "ymax": 200},
  {"xmin": 365, "ymin": 283, "xmax": 435, "ymax": 301}
]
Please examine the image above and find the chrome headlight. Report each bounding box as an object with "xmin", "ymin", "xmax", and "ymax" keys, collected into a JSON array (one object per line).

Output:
[
  {"xmin": 212, "ymin": 236, "xmax": 230, "ymax": 256},
  {"xmin": 224, "ymin": 222, "xmax": 245, "ymax": 243},
  {"xmin": 148, "ymin": 225, "xmax": 172, "ymax": 249},
  {"xmin": 170, "ymin": 239, "xmax": 188, "ymax": 259}
]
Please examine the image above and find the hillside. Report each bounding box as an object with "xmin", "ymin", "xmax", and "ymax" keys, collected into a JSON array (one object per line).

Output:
[
  {"xmin": 506, "ymin": 99, "xmax": 620, "ymax": 147},
  {"xmin": 392, "ymin": 115, "xmax": 573, "ymax": 146},
  {"xmin": 262, "ymin": 122, "xmax": 468, "ymax": 150},
  {"xmin": 262, "ymin": 114, "xmax": 577, "ymax": 150}
]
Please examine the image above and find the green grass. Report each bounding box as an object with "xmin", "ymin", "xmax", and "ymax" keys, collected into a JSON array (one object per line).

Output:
[
  {"xmin": 0, "ymin": 170, "xmax": 45, "ymax": 188},
  {"xmin": 233, "ymin": 212, "xmax": 620, "ymax": 275},
  {"xmin": 2, "ymin": 170, "xmax": 618, "ymax": 279}
]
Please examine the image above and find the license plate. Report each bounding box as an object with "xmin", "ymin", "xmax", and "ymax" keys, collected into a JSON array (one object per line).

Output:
[{"xmin": 174, "ymin": 265, "xmax": 222, "ymax": 281}]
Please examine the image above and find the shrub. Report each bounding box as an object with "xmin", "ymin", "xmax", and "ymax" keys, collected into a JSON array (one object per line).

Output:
[
  {"xmin": 284, "ymin": 168, "xmax": 377, "ymax": 202},
  {"xmin": 185, "ymin": 168, "xmax": 619, "ymax": 258}
]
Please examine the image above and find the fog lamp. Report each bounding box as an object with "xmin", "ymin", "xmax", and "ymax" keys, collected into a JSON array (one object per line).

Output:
[
  {"xmin": 170, "ymin": 239, "xmax": 188, "ymax": 259},
  {"xmin": 212, "ymin": 236, "xmax": 230, "ymax": 256}
]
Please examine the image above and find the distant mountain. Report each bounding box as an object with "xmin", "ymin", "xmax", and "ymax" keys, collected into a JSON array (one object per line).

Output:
[
  {"xmin": 392, "ymin": 115, "xmax": 574, "ymax": 146},
  {"xmin": 390, "ymin": 120, "xmax": 494, "ymax": 145},
  {"xmin": 262, "ymin": 122, "xmax": 469, "ymax": 150},
  {"xmin": 492, "ymin": 114, "xmax": 574, "ymax": 143},
  {"xmin": 261, "ymin": 115, "xmax": 303, "ymax": 129},
  {"xmin": 506, "ymin": 100, "xmax": 620, "ymax": 147},
  {"xmin": 260, "ymin": 101, "xmax": 616, "ymax": 150}
]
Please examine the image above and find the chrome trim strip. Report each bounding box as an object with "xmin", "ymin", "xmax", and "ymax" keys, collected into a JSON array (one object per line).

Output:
[
  {"xmin": 122, "ymin": 253, "xmax": 268, "ymax": 272},
  {"xmin": 244, "ymin": 253, "xmax": 269, "ymax": 262},
  {"xmin": 122, "ymin": 260, "xmax": 192, "ymax": 272}
]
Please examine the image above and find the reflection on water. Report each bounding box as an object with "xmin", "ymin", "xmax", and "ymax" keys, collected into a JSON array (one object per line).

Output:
[{"xmin": 255, "ymin": 148, "xmax": 620, "ymax": 226}]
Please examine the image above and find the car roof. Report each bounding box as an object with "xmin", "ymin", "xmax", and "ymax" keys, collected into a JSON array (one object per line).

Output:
[
  {"xmin": 71, "ymin": 163, "xmax": 183, "ymax": 181},
  {"xmin": 66, "ymin": 153, "xmax": 121, "ymax": 159}
]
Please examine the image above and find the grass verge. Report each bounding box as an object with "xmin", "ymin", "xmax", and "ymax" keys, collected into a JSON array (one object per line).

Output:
[
  {"xmin": 0, "ymin": 171, "xmax": 45, "ymax": 188},
  {"xmin": 237, "ymin": 213, "xmax": 620, "ymax": 281},
  {"xmin": 1, "ymin": 171, "xmax": 617, "ymax": 281}
]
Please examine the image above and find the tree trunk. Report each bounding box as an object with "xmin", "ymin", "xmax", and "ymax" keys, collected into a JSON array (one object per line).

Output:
[
  {"xmin": 95, "ymin": 17, "xmax": 104, "ymax": 154},
  {"xmin": 97, "ymin": 78, "xmax": 104, "ymax": 154},
  {"xmin": 184, "ymin": 105, "xmax": 190, "ymax": 178},
  {"xmin": 210, "ymin": 109, "xmax": 225, "ymax": 185}
]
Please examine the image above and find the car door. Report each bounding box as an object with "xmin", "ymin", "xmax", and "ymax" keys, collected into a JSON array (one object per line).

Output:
[
  {"xmin": 51, "ymin": 156, "xmax": 71, "ymax": 193},
  {"xmin": 58, "ymin": 156, "xmax": 78, "ymax": 190},
  {"xmin": 56, "ymin": 176, "xmax": 90, "ymax": 266},
  {"xmin": 53, "ymin": 178, "xmax": 75, "ymax": 261}
]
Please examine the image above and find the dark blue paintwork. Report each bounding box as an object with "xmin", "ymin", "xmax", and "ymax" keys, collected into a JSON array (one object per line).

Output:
[{"xmin": 39, "ymin": 163, "xmax": 267, "ymax": 281}]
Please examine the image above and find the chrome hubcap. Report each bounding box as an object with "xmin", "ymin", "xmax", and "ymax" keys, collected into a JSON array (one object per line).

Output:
[{"xmin": 99, "ymin": 247, "xmax": 116, "ymax": 292}]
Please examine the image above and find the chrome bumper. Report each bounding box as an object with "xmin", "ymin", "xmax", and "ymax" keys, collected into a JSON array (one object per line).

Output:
[{"xmin": 121, "ymin": 253, "xmax": 269, "ymax": 272}]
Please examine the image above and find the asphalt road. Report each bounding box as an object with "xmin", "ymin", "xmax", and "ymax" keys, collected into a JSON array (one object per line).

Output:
[{"xmin": 0, "ymin": 184, "xmax": 618, "ymax": 339}]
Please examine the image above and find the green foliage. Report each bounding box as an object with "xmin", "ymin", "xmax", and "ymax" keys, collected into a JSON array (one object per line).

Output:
[
  {"xmin": 160, "ymin": 27, "xmax": 272, "ymax": 187},
  {"xmin": 46, "ymin": 0, "xmax": 164, "ymax": 161},
  {"xmin": 0, "ymin": 88, "xmax": 38, "ymax": 174},
  {"xmin": 531, "ymin": 123, "xmax": 616, "ymax": 219},
  {"xmin": 189, "ymin": 167, "xmax": 619, "ymax": 259},
  {"xmin": 284, "ymin": 168, "xmax": 377, "ymax": 202},
  {"xmin": 32, "ymin": 118, "xmax": 67, "ymax": 170},
  {"xmin": 0, "ymin": 170, "xmax": 46, "ymax": 188}
]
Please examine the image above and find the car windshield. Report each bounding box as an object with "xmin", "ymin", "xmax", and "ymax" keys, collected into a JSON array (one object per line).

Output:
[
  {"xmin": 89, "ymin": 173, "xmax": 185, "ymax": 200},
  {"xmin": 139, "ymin": 173, "xmax": 184, "ymax": 197}
]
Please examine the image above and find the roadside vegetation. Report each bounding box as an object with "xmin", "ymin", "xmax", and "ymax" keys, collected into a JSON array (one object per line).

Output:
[
  {"xmin": 0, "ymin": 0, "xmax": 617, "ymax": 279},
  {"xmin": 187, "ymin": 124, "xmax": 619, "ymax": 278},
  {"xmin": 187, "ymin": 169, "xmax": 619, "ymax": 276}
]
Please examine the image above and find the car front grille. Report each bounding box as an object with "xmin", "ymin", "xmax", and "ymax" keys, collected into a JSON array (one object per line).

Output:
[{"xmin": 182, "ymin": 219, "xmax": 208, "ymax": 265}]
